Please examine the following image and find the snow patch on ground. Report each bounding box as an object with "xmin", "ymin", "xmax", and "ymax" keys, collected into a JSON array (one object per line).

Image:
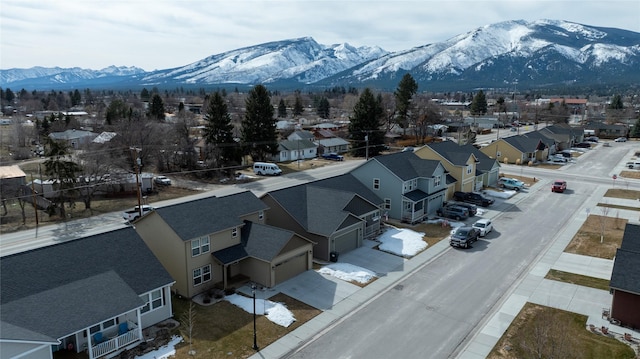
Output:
[
  {"xmin": 318, "ymin": 263, "xmax": 377, "ymax": 283},
  {"xmin": 224, "ymin": 293, "xmax": 296, "ymax": 327}
]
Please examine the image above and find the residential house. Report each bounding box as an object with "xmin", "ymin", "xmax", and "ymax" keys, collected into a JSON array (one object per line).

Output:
[
  {"xmin": 415, "ymin": 141, "xmax": 480, "ymax": 193},
  {"xmin": 270, "ymin": 139, "xmax": 318, "ymax": 162},
  {"xmin": 132, "ymin": 191, "xmax": 314, "ymax": 296},
  {"xmin": 480, "ymin": 135, "xmax": 548, "ymax": 165},
  {"xmin": 350, "ymin": 151, "xmax": 447, "ymax": 223},
  {"xmin": 468, "ymin": 145, "xmax": 501, "ymax": 188},
  {"xmin": 0, "ymin": 227, "xmax": 175, "ymax": 359},
  {"xmin": 538, "ymin": 124, "xmax": 584, "ymax": 150},
  {"xmin": 522, "ymin": 130, "xmax": 557, "ymax": 155},
  {"xmin": 584, "ymin": 122, "xmax": 629, "ymax": 139},
  {"xmin": 609, "ymin": 223, "xmax": 640, "ymax": 329},
  {"xmin": 0, "ymin": 165, "xmax": 26, "ymax": 200},
  {"xmin": 49, "ymin": 129, "xmax": 98, "ymax": 149},
  {"xmin": 288, "ymin": 130, "xmax": 316, "ymax": 142},
  {"xmin": 316, "ymin": 137, "xmax": 350, "ymax": 155},
  {"xmin": 262, "ymin": 176, "xmax": 383, "ymax": 261}
]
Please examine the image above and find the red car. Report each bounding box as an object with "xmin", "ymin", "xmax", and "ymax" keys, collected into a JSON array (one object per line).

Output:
[{"xmin": 552, "ymin": 180, "xmax": 567, "ymax": 193}]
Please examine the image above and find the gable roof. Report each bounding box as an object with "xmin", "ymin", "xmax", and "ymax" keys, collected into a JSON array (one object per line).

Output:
[
  {"xmin": 310, "ymin": 173, "xmax": 383, "ymax": 205},
  {"xmin": 241, "ymin": 221, "xmax": 310, "ymax": 261},
  {"xmin": 467, "ymin": 145, "xmax": 500, "ymax": 172},
  {"xmin": 278, "ymin": 139, "xmax": 317, "ymax": 151},
  {"xmin": 425, "ymin": 140, "xmax": 477, "ymax": 166},
  {"xmin": 153, "ymin": 191, "xmax": 268, "ymax": 240},
  {"xmin": 371, "ymin": 151, "xmax": 442, "ymax": 181},
  {"xmin": 265, "ymin": 184, "xmax": 369, "ymax": 237},
  {"xmin": 502, "ymin": 135, "xmax": 546, "ymax": 153},
  {"xmin": 523, "ymin": 130, "xmax": 556, "ymax": 147},
  {"xmin": 610, "ymin": 223, "xmax": 640, "ymax": 294},
  {"xmin": 0, "ymin": 227, "xmax": 173, "ymax": 342},
  {"xmin": 288, "ymin": 130, "xmax": 316, "ymax": 140}
]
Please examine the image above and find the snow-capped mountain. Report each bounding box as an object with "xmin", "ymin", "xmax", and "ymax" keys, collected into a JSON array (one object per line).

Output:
[
  {"xmin": 1, "ymin": 20, "xmax": 639, "ymax": 91},
  {"xmin": 321, "ymin": 19, "xmax": 640, "ymax": 90},
  {"xmin": 139, "ymin": 37, "xmax": 387, "ymax": 86}
]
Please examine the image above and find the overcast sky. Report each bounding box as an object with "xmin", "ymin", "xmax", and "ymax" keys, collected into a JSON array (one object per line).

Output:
[{"xmin": 2, "ymin": 0, "xmax": 639, "ymax": 71}]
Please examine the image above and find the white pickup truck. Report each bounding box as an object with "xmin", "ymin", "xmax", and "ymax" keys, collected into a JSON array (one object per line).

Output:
[{"xmin": 122, "ymin": 205, "xmax": 154, "ymax": 222}]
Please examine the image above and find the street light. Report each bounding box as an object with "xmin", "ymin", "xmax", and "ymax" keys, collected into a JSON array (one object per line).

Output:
[{"xmin": 252, "ymin": 284, "xmax": 259, "ymax": 351}]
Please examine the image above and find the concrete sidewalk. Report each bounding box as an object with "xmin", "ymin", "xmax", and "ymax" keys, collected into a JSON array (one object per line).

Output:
[
  {"xmin": 248, "ymin": 180, "xmax": 640, "ymax": 359},
  {"xmin": 457, "ymin": 184, "xmax": 640, "ymax": 358}
]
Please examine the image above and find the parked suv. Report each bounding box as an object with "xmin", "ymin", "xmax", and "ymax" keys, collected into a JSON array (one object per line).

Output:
[
  {"xmin": 449, "ymin": 226, "xmax": 480, "ymax": 248},
  {"xmin": 446, "ymin": 201, "xmax": 477, "ymax": 216},
  {"xmin": 436, "ymin": 205, "xmax": 469, "ymax": 221},
  {"xmin": 453, "ymin": 191, "xmax": 495, "ymax": 207},
  {"xmin": 552, "ymin": 180, "xmax": 567, "ymax": 193},
  {"xmin": 498, "ymin": 177, "xmax": 525, "ymax": 191}
]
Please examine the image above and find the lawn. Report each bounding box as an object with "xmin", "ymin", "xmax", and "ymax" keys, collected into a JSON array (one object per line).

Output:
[
  {"xmin": 604, "ymin": 188, "xmax": 640, "ymax": 200},
  {"xmin": 564, "ymin": 214, "xmax": 627, "ymax": 260},
  {"xmin": 487, "ymin": 303, "xmax": 635, "ymax": 359},
  {"xmin": 545, "ymin": 269, "xmax": 610, "ymax": 291},
  {"xmin": 169, "ymin": 293, "xmax": 321, "ymax": 359}
]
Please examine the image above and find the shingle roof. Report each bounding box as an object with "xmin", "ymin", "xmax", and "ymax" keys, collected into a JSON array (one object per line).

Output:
[
  {"xmin": 310, "ymin": 173, "xmax": 383, "ymax": 206},
  {"xmin": 372, "ymin": 151, "xmax": 441, "ymax": 181},
  {"xmin": 278, "ymin": 139, "xmax": 317, "ymax": 151},
  {"xmin": 241, "ymin": 221, "xmax": 305, "ymax": 261},
  {"xmin": 610, "ymin": 224, "xmax": 640, "ymax": 294},
  {"xmin": 502, "ymin": 135, "xmax": 545, "ymax": 152},
  {"xmin": 0, "ymin": 227, "xmax": 173, "ymax": 341},
  {"xmin": 154, "ymin": 191, "xmax": 268, "ymax": 240},
  {"xmin": 425, "ymin": 140, "xmax": 476, "ymax": 166},
  {"xmin": 266, "ymin": 183, "xmax": 369, "ymax": 236}
]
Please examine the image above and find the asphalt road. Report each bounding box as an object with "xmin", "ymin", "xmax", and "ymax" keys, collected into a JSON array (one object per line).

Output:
[{"xmin": 285, "ymin": 141, "xmax": 640, "ymax": 359}]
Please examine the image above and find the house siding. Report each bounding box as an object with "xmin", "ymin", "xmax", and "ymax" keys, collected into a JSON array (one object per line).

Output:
[
  {"xmin": 350, "ymin": 164, "xmax": 401, "ymax": 219},
  {"xmin": 611, "ymin": 290, "xmax": 640, "ymax": 329},
  {"xmin": 135, "ymin": 213, "xmax": 189, "ymax": 296},
  {"xmin": 1, "ymin": 342, "xmax": 52, "ymax": 359}
]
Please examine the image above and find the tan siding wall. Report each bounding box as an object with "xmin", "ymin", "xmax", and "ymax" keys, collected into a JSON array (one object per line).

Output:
[{"xmin": 135, "ymin": 213, "xmax": 188, "ymax": 297}]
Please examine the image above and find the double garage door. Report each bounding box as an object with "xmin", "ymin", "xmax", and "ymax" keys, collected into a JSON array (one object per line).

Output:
[{"xmin": 274, "ymin": 252, "xmax": 308, "ymax": 285}]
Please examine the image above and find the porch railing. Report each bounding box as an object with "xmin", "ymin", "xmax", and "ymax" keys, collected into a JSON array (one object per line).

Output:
[{"xmin": 92, "ymin": 322, "xmax": 140, "ymax": 358}]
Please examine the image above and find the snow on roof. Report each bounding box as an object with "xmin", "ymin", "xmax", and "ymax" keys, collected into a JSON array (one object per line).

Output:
[{"xmin": 92, "ymin": 132, "xmax": 117, "ymax": 143}]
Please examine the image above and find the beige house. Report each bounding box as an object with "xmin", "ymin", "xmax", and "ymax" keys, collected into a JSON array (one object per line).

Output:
[
  {"xmin": 415, "ymin": 141, "xmax": 480, "ymax": 193},
  {"xmin": 480, "ymin": 136, "xmax": 547, "ymax": 165},
  {"xmin": 133, "ymin": 191, "xmax": 314, "ymax": 298}
]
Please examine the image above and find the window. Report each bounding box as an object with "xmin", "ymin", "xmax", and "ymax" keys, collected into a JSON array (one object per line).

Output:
[
  {"xmin": 231, "ymin": 227, "xmax": 238, "ymax": 238},
  {"xmin": 140, "ymin": 289, "xmax": 164, "ymax": 314},
  {"xmin": 384, "ymin": 198, "xmax": 391, "ymax": 210},
  {"xmin": 434, "ymin": 175, "xmax": 441, "ymax": 187},
  {"xmin": 403, "ymin": 179, "xmax": 417, "ymax": 193},
  {"xmin": 193, "ymin": 265, "xmax": 212, "ymax": 286},
  {"xmin": 466, "ymin": 165, "xmax": 473, "ymax": 175},
  {"xmin": 258, "ymin": 211, "xmax": 264, "ymax": 220},
  {"xmin": 373, "ymin": 178, "xmax": 380, "ymax": 190},
  {"xmin": 191, "ymin": 237, "xmax": 210, "ymax": 257}
]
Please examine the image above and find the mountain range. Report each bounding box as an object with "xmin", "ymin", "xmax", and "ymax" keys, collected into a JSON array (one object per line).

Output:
[{"xmin": 2, "ymin": 19, "xmax": 639, "ymax": 92}]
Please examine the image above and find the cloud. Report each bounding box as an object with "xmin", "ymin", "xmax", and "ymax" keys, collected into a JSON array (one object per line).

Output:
[{"xmin": 2, "ymin": 0, "xmax": 639, "ymax": 70}]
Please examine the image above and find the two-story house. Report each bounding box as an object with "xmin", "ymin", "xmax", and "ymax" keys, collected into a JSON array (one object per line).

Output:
[
  {"xmin": 261, "ymin": 175, "xmax": 383, "ymax": 261},
  {"xmin": 350, "ymin": 151, "xmax": 448, "ymax": 223},
  {"xmin": 0, "ymin": 228, "xmax": 175, "ymax": 359},
  {"xmin": 415, "ymin": 140, "xmax": 480, "ymax": 193},
  {"xmin": 133, "ymin": 191, "xmax": 314, "ymax": 297}
]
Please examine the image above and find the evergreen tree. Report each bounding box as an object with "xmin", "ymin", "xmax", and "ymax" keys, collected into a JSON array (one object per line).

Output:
[
  {"xmin": 140, "ymin": 88, "xmax": 150, "ymax": 102},
  {"xmin": 203, "ymin": 92, "xmax": 241, "ymax": 171},
  {"xmin": 148, "ymin": 94, "xmax": 166, "ymax": 121},
  {"xmin": 609, "ymin": 94, "xmax": 624, "ymax": 109},
  {"xmin": 241, "ymin": 85, "xmax": 278, "ymax": 162},
  {"xmin": 70, "ymin": 89, "xmax": 82, "ymax": 106},
  {"xmin": 4, "ymin": 88, "xmax": 15, "ymax": 103},
  {"xmin": 43, "ymin": 138, "xmax": 82, "ymax": 219},
  {"xmin": 394, "ymin": 73, "xmax": 418, "ymax": 134},
  {"xmin": 278, "ymin": 99, "xmax": 287, "ymax": 118},
  {"xmin": 293, "ymin": 96, "xmax": 304, "ymax": 116},
  {"xmin": 348, "ymin": 88, "xmax": 385, "ymax": 158},
  {"xmin": 470, "ymin": 90, "xmax": 488, "ymax": 115},
  {"xmin": 317, "ymin": 97, "xmax": 330, "ymax": 118},
  {"xmin": 631, "ymin": 118, "xmax": 640, "ymax": 138}
]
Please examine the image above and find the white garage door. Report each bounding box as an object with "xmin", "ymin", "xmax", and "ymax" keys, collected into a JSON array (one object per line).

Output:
[{"xmin": 334, "ymin": 229, "xmax": 359, "ymax": 254}]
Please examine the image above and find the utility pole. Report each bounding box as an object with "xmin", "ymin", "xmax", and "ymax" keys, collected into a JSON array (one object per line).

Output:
[
  {"xmin": 30, "ymin": 174, "xmax": 39, "ymax": 225},
  {"xmin": 365, "ymin": 132, "xmax": 369, "ymax": 161},
  {"xmin": 130, "ymin": 147, "xmax": 143, "ymax": 217}
]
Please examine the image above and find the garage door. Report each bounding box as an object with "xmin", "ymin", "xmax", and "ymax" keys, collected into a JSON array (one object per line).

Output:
[
  {"xmin": 334, "ymin": 229, "xmax": 359, "ymax": 254},
  {"xmin": 274, "ymin": 252, "xmax": 308, "ymax": 285}
]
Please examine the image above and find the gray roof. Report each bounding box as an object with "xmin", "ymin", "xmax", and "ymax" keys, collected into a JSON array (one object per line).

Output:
[
  {"xmin": 48, "ymin": 129, "xmax": 97, "ymax": 141},
  {"xmin": 212, "ymin": 244, "xmax": 248, "ymax": 265},
  {"xmin": 371, "ymin": 151, "xmax": 441, "ymax": 181},
  {"xmin": 278, "ymin": 139, "xmax": 317, "ymax": 151},
  {"xmin": 266, "ymin": 183, "xmax": 372, "ymax": 237},
  {"xmin": 467, "ymin": 146, "xmax": 499, "ymax": 172},
  {"xmin": 0, "ymin": 227, "xmax": 173, "ymax": 342},
  {"xmin": 311, "ymin": 173, "xmax": 383, "ymax": 206},
  {"xmin": 241, "ymin": 221, "xmax": 306, "ymax": 261},
  {"xmin": 502, "ymin": 135, "xmax": 545, "ymax": 152},
  {"xmin": 316, "ymin": 137, "xmax": 349, "ymax": 147},
  {"xmin": 610, "ymin": 224, "xmax": 640, "ymax": 294},
  {"xmin": 426, "ymin": 140, "xmax": 477, "ymax": 166},
  {"xmin": 154, "ymin": 191, "xmax": 268, "ymax": 240},
  {"xmin": 523, "ymin": 131, "xmax": 556, "ymax": 147},
  {"xmin": 404, "ymin": 189, "xmax": 429, "ymax": 202}
]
